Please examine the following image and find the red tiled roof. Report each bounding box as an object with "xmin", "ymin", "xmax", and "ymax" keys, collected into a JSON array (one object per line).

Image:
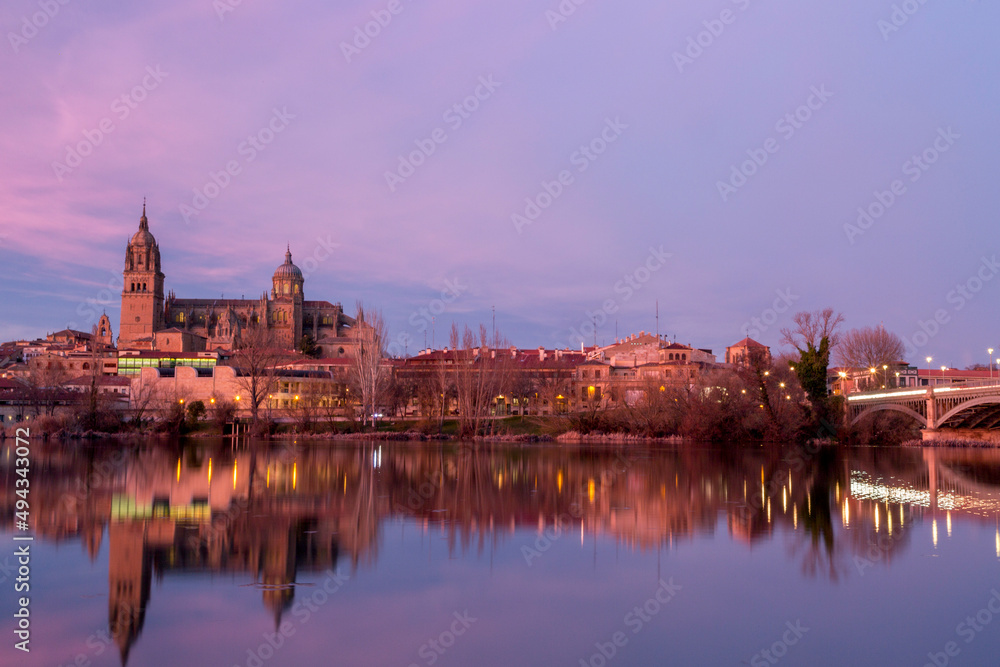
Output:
[{"xmin": 730, "ymin": 337, "xmax": 768, "ymax": 348}]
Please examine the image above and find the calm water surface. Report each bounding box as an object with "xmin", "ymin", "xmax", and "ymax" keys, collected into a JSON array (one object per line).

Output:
[{"xmin": 2, "ymin": 438, "xmax": 1000, "ymax": 667}]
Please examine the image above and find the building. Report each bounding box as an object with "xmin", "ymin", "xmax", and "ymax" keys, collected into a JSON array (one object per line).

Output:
[
  {"xmin": 725, "ymin": 337, "xmax": 771, "ymax": 366},
  {"xmin": 118, "ymin": 203, "xmax": 356, "ymax": 355}
]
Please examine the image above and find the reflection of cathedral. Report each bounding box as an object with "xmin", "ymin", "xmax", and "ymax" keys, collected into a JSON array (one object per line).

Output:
[{"xmin": 118, "ymin": 203, "xmax": 355, "ymax": 353}]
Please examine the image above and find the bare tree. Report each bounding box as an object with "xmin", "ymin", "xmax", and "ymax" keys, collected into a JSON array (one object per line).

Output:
[
  {"xmin": 24, "ymin": 357, "xmax": 68, "ymax": 417},
  {"xmin": 127, "ymin": 374, "xmax": 159, "ymax": 427},
  {"xmin": 231, "ymin": 325, "xmax": 288, "ymax": 427},
  {"xmin": 349, "ymin": 302, "xmax": 390, "ymax": 429},
  {"xmin": 835, "ymin": 325, "xmax": 906, "ymax": 388},
  {"xmin": 451, "ymin": 323, "xmax": 515, "ymax": 437},
  {"xmin": 780, "ymin": 308, "xmax": 844, "ymax": 416}
]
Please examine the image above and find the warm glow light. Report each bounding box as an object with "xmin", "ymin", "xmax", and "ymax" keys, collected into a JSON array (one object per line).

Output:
[
  {"xmin": 946, "ymin": 512, "xmax": 952, "ymax": 537},
  {"xmin": 793, "ymin": 504, "xmax": 798, "ymax": 529},
  {"xmin": 782, "ymin": 487, "xmax": 787, "ymax": 513},
  {"xmin": 208, "ymin": 458, "xmax": 212, "ymax": 483},
  {"xmin": 588, "ymin": 479, "xmax": 595, "ymax": 504},
  {"xmin": 557, "ymin": 471, "xmax": 563, "ymax": 494},
  {"xmin": 874, "ymin": 505, "xmax": 880, "ymax": 532},
  {"xmin": 176, "ymin": 458, "xmax": 181, "ymax": 482},
  {"xmin": 933, "ymin": 519, "xmax": 939, "ymax": 547},
  {"xmin": 843, "ymin": 499, "xmax": 850, "ymax": 527},
  {"xmin": 233, "ymin": 460, "xmax": 238, "ymax": 490},
  {"xmin": 293, "ymin": 462, "xmax": 297, "ymax": 490}
]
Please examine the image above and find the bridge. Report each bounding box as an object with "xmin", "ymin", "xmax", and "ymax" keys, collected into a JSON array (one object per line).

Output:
[{"xmin": 845, "ymin": 379, "xmax": 1000, "ymax": 442}]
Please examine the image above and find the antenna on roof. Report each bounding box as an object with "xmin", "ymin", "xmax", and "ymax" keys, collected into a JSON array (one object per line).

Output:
[{"xmin": 655, "ymin": 300, "xmax": 659, "ymax": 340}]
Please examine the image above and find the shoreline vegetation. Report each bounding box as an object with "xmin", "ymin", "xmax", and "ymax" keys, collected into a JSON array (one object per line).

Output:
[{"xmin": 5, "ymin": 414, "xmax": 985, "ymax": 447}]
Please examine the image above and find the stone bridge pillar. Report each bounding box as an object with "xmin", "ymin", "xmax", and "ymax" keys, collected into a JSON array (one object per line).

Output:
[{"xmin": 925, "ymin": 389, "xmax": 937, "ymax": 430}]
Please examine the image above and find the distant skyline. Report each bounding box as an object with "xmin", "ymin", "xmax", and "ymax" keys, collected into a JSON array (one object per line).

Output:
[{"xmin": 2, "ymin": 1, "xmax": 998, "ymax": 368}]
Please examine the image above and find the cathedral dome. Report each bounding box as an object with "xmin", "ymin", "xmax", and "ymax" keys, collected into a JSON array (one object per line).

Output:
[
  {"xmin": 273, "ymin": 247, "xmax": 303, "ymax": 280},
  {"xmin": 130, "ymin": 205, "xmax": 156, "ymax": 246}
]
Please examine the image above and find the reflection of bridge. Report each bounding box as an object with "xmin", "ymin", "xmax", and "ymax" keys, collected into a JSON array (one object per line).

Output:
[{"xmin": 846, "ymin": 380, "xmax": 1000, "ymax": 441}]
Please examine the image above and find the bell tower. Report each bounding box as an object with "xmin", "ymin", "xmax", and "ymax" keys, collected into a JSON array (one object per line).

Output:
[{"xmin": 119, "ymin": 201, "xmax": 165, "ymax": 348}]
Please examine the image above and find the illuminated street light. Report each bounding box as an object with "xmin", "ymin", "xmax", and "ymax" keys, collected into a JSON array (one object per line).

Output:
[{"xmin": 990, "ymin": 349, "xmax": 995, "ymax": 379}]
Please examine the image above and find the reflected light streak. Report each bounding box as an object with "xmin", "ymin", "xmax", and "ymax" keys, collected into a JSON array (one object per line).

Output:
[{"xmin": 933, "ymin": 520, "xmax": 939, "ymax": 548}]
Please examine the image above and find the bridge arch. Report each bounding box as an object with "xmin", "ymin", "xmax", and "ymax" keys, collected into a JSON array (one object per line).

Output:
[
  {"xmin": 850, "ymin": 403, "xmax": 927, "ymax": 428},
  {"xmin": 937, "ymin": 396, "xmax": 1000, "ymax": 428}
]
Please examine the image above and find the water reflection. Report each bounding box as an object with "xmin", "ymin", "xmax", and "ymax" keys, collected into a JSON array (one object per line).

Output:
[{"xmin": 3, "ymin": 440, "xmax": 1000, "ymax": 664}]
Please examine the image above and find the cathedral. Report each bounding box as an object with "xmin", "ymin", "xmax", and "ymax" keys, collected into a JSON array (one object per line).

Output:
[{"xmin": 118, "ymin": 204, "xmax": 356, "ymax": 354}]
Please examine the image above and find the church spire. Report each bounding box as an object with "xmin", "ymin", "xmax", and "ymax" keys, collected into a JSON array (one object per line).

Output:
[{"xmin": 139, "ymin": 198, "xmax": 148, "ymax": 231}]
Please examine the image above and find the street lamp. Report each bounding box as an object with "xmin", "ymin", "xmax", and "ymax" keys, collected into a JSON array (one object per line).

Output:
[
  {"xmin": 869, "ymin": 367, "xmax": 877, "ymax": 390},
  {"xmin": 883, "ymin": 364, "xmax": 889, "ymax": 389},
  {"xmin": 926, "ymin": 357, "xmax": 932, "ymax": 387},
  {"xmin": 990, "ymin": 349, "xmax": 995, "ymax": 379}
]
